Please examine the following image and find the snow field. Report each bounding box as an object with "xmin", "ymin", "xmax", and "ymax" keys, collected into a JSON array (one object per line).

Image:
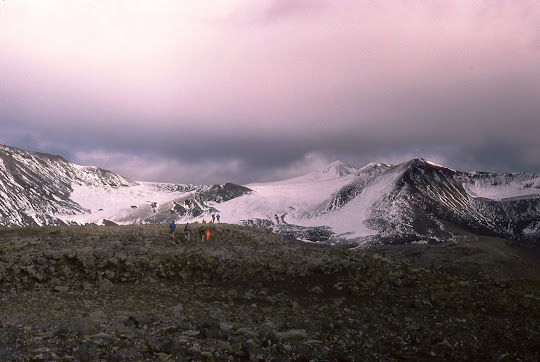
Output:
[{"xmin": 61, "ymin": 182, "xmax": 187, "ymax": 225}]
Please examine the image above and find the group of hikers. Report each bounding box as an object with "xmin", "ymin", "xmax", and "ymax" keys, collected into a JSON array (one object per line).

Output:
[{"xmin": 168, "ymin": 213, "xmax": 221, "ymax": 243}]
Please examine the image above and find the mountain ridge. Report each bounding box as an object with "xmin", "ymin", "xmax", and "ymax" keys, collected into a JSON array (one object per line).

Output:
[
  {"xmin": 0, "ymin": 143, "xmax": 135, "ymax": 226},
  {"xmin": 1, "ymin": 143, "xmax": 539, "ymax": 248}
]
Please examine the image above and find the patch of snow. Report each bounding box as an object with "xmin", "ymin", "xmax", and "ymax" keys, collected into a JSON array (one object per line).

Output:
[
  {"xmin": 358, "ymin": 162, "xmax": 391, "ymax": 172},
  {"xmin": 464, "ymin": 178, "xmax": 540, "ymax": 201},
  {"xmin": 215, "ymin": 165, "xmax": 402, "ymax": 239},
  {"xmin": 60, "ymin": 182, "xmax": 189, "ymax": 224},
  {"xmin": 212, "ymin": 173, "xmax": 356, "ymax": 226},
  {"xmin": 297, "ymin": 169, "xmax": 402, "ymax": 238},
  {"xmin": 271, "ymin": 161, "xmax": 358, "ymax": 184},
  {"xmin": 425, "ymin": 159, "xmax": 457, "ymax": 172}
]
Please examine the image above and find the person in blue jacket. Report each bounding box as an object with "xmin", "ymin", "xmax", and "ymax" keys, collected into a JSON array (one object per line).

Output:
[{"xmin": 169, "ymin": 222, "xmax": 176, "ymax": 241}]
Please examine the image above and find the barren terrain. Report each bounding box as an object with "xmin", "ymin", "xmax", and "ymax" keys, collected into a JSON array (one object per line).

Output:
[{"xmin": 1, "ymin": 224, "xmax": 539, "ymax": 360}]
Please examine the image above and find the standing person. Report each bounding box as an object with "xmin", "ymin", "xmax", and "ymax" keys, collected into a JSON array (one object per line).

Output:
[
  {"xmin": 169, "ymin": 221, "xmax": 176, "ymax": 241},
  {"xmin": 211, "ymin": 214, "xmax": 215, "ymax": 223},
  {"xmin": 206, "ymin": 229, "xmax": 211, "ymax": 241},
  {"xmin": 184, "ymin": 223, "xmax": 191, "ymax": 242},
  {"xmin": 199, "ymin": 225, "xmax": 205, "ymax": 242},
  {"xmin": 216, "ymin": 214, "xmax": 221, "ymax": 223}
]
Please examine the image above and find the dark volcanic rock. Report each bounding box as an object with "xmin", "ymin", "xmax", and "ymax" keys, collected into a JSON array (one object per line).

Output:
[
  {"xmin": 0, "ymin": 224, "xmax": 539, "ymax": 361},
  {"xmin": 200, "ymin": 183, "xmax": 253, "ymax": 203}
]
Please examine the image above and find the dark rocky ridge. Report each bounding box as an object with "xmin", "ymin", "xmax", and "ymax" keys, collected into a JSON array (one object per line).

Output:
[
  {"xmin": 352, "ymin": 158, "xmax": 540, "ymax": 243},
  {"xmin": 1, "ymin": 224, "xmax": 539, "ymax": 360},
  {"xmin": 169, "ymin": 183, "xmax": 253, "ymax": 220}
]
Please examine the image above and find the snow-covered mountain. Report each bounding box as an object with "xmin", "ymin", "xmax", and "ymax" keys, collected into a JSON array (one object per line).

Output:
[
  {"xmin": 0, "ymin": 144, "xmax": 251, "ymax": 227},
  {"xmin": 328, "ymin": 158, "xmax": 540, "ymax": 244},
  {"xmin": 0, "ymin": 143, "xmax": 135, "ymax": 226},
  {"xmin": 1, "ymin": 143, "xmax": 540, "ymax": 245},
  {"xmin": 223, "ymin": 158, "xmax": 540, "ymax": 244}
]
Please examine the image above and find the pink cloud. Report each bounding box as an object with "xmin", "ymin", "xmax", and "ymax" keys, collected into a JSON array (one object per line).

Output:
[{"xmin": 1, "ymin": 0, "xmax": 537, "ymax": 131}]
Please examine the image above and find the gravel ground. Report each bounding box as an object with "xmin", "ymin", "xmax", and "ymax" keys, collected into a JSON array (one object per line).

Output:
[{"xmin": 1, "ymin": 224, "xmax": 539, "ymax": 361}]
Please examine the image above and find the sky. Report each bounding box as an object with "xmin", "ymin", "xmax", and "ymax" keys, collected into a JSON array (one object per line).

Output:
[{"xmin": 1, "ymin": 0, "xmax": 539, "ymax": 185}]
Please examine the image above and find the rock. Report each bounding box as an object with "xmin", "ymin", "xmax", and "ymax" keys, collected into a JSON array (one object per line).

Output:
[
  {"xmin": 170, "ymin": 304, "xmax": 183, "ymax": 314},
  {"xmin": 89, "ymin": 310, "xmax": 106, "ymax": 321},
  {"xmin": 65, "ymin": 319, "xmax": 99, "ymax": 337},
  {"xmin": 110, "ymin": 347, "xmax": 143, "ymax": 361},
  {"xmin": 201, "ymin": 351, "xmax": 214, "ymax": 358},
  {"xmin": 215, "ymin": 340, "xmax": 233, "ymax": 352},
  {"xmin": 53, "ymin": 285, "xmax": 70, "ymax": 293},
  {"xmin": 150, "ymin": 336, "xmax": 179, "ymax": 354},
  {"xmin": 236, "ymin": 327, "xmax": 256, "ymax": 337},
  {"xmin": 77, "ymin": 252, "xmax": 95, "ymax": 270},
  {"xmin": 114, "ymin": 251, "xmax": 128, "ymax": 262},
  {"xmin": 99, "ymin": 278, "xmax": 114, "ymax": 291},
  {"xmin": 102, "ymin": 219, "xmax": 118, "ymax": 226},
  {"xmin": 49, "ymin": 277, "xmax": 62, "ymax": 286},
  {"xmin": 276, "ymin": 329, "xmax": 308, "ymax": 339},
  {"xmin": 198, "ymin": 320, "xmax": 220, "ymax": 339},
  {"xmin": 71, "ymin": 342, "xmax": 99, "ymax": 361},
  {"xmin": 90, "ymin": 333, "xmax": 114, "ymax": 347},
  {"xmin": 62, "ymin": 265, "xmax": 72, "ymax": 276},
  {"xmin": 291, "ymin": 300, "xmax": 300, "ymax": 310},
  {"xmin": 104, "ymin": 270, "xmax": 115, "ymax": 280}
]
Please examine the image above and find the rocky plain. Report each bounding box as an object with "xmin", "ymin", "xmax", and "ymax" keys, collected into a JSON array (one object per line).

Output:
[{"xmin": 0, "ymin": 223, "xmax": 539, "ymax": 361}]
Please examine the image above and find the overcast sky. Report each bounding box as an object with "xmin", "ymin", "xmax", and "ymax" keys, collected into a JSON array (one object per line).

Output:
[{"xmin": 1, "ymin": 0, "xmax": 539, "ymax": 185}]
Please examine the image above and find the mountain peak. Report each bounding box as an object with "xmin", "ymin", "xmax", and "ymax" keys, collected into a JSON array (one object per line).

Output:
[
  {"xmin": 318, "ymin": 161, "xmax": 358, "ymax": 177},
  {"xmin": 359, "ymin": 162, "xmax": 391, "ymax": 173},
  {"xmin": 403, "ymin": 158, "xmax": 456, "ymax": 172},
  {"xmin": 275, "ymin": 161, "xmax": 358, "ymax": 184}
]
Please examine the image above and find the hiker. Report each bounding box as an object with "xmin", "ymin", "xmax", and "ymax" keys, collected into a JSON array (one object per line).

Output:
[
  {"xmin": 199, "ymin": 225, "xmax": 205, "ymax": 242},
  {"xmin": 202, "ymin": 219, "xmax": 206, "ymax": 224},
  {"xmin": 216, "ymin": 213, "xmax": 220, "ymax": 223},
  {"xmin": 184, "ymin": 223, "xmax": 191, "ymax": 241},
  {"xmin": 206, "ymin": 229, "xmax": 211, "ymax": 241},
  {"xmin": 169, "ymin": 221, "xmax": 176, "ymax": 241},
  {"xmin": 211, "ymin": 214, "xmax": 215, "ymax": 223}
]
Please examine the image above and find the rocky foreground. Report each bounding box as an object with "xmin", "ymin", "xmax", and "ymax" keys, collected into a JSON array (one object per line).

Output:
[{"xmin": 0, "ymin": 224, "xmax": 539, "ymax": 361}]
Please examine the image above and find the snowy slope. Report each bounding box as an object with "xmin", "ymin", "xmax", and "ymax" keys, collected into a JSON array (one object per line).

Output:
[
  {"xmin": 61, "ymin": 182, "xmax": 192, "ymax": 225},
  {"xmin": 211, "ymin": 158, "xmax": 540, "ymax": 243},
  {"xmin": 0, "ymin": 143, "xmax": 135, "ymax": 226},
  {"xmin": 215, "ymin": 169, "xmax": 357, "ymax": 229},
  {"xmin": 60, "ymin": 181, "xmax": 252, "ymax": 226},
  {"xmin": 463, "ymin": 172, "xmax": 540, "ymax": 201},
  {"xmin": 278, "ymin": 161, "xmax": 358, "ymax": 184}
]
